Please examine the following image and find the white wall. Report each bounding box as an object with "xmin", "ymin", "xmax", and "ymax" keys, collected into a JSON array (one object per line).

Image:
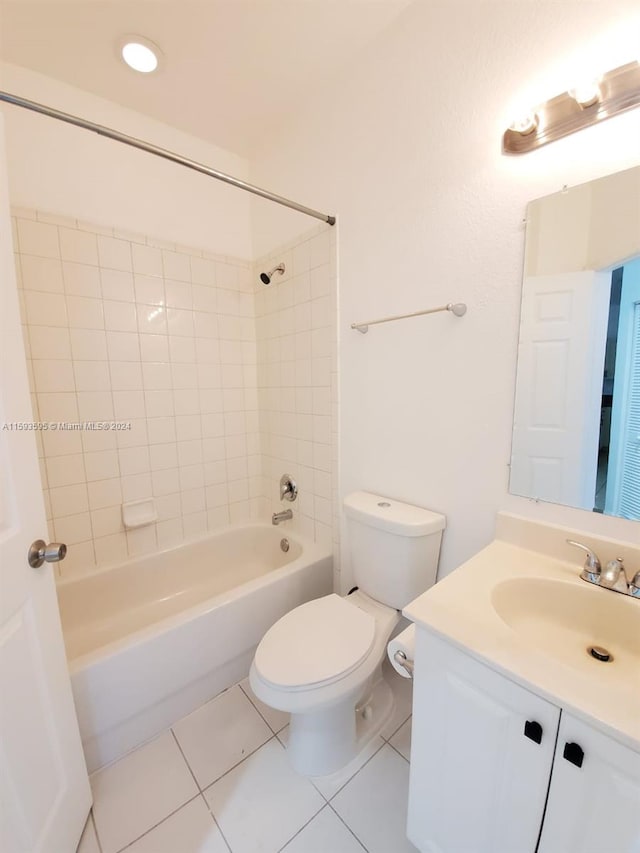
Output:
[
  {"xmin": 249, "ymin": 0, "xmax": 640, "ymax": 583},
  {"xmin": 1, "ymin": 63, "xmax": 252, "ymax": 258}
]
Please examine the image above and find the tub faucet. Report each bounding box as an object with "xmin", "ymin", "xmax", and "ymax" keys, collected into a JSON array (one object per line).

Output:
[{"xmin": 272, "ymin": 509, "xmax": 293, "ymax": 525}]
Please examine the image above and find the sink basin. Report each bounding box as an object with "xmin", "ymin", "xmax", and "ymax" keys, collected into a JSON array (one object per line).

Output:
[{"xmin": 491, "ymin": 577, "xmax": 640, "ymax": 678}]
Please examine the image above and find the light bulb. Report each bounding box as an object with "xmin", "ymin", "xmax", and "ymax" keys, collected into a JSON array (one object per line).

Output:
[
  {"xmin": 120, "ymin": 36, "xmax": 161, "ymax": 73},
  {"xmin": 509, "ymin": 114, "xmax": 538, "ymax": 135},
  {"xmin": 569, "ymin": 80, "xmax": 600, "ymax": 107}
]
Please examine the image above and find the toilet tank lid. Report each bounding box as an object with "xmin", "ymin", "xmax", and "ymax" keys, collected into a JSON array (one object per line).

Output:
[{"xmin": 343, "ymin": 491, "xmax": 446, "ymax": 536}]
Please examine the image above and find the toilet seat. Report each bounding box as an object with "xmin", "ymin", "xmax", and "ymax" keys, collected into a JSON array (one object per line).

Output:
[{"xmin": 253, "ymin": 594, "xmax": 375, "ymax": 691}]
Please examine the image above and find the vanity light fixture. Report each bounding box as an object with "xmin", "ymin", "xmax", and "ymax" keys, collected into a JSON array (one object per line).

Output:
[
  {"xmin": 503, "ymin": 59, "xmax": 640, "ymax": 154},
  {"xmin": 119, "ymin": 35, "xmax": 162, "ymax": 73}
]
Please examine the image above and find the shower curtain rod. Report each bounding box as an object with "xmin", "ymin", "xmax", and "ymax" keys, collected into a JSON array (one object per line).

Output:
[{"xmin": 0, "ymin": 91, "xmax": 336, "ymax": 226}]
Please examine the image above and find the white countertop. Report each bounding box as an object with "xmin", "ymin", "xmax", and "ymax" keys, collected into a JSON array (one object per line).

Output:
[{"xmin": 404, "ymin": 539, "xmax": 640, "ymax": 751}]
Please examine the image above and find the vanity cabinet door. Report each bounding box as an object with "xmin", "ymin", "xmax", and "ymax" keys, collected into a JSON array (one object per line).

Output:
[
  {"xmin": 538, "ymin": 712, "xmax": 640, "ymax": 853},
  {"xmin": 407, "ymin": 631, "xmax": 560, "ymax": 853}
]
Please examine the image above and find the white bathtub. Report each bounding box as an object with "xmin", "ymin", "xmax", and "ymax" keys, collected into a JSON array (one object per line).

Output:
[{"xmin": 56, "ymin": 525, "xmax": 332, "ymax": 771}]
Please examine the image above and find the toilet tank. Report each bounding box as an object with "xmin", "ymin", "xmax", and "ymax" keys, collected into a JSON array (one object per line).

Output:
[{"xmin": 344, "ymin": 491, "xmax": 446, "ymax": 610}]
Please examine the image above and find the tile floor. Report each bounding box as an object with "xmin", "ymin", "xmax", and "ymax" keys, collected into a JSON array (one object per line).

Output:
[{"xmin": 78, "ymin": 664, "xmax": 416, "ymax": 853}]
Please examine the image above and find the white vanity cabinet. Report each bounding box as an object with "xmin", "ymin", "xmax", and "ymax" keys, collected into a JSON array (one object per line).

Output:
[
  {"xmin": 538, "ymin": 713, "xmax": 640, "ymax": 853},
  {"xmin": 408, "ymin": 630, "xmax": 640, "ymax": 853}
]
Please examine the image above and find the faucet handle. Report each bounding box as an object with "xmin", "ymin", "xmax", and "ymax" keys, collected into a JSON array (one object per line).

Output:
[
  {"xmin": 600, "ymin": 557, "xmax": 629, "ymax": 594},
  {"xmin": 566, "ymin": 539, "xmax": 601, "ymax": 581},
  {"xmin": 630, "ymin": 572, "xmax": 640, "ymax": 598}
]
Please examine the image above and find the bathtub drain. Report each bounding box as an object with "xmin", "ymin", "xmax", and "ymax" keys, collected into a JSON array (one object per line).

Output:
[{"xmin": 280, "ymin": 538, "xmax": 290, "ymax": 552}]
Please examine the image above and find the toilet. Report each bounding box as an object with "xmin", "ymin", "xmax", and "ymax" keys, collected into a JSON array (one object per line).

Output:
[{"xmin": 250, "ymin": 491, "xmax": 445, "ymax": 776}]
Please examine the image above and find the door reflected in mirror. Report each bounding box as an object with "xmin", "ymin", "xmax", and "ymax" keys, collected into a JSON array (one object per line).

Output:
[{"xmin": 510, "ymin": 166, "xmax": 640, "ymax": 521}]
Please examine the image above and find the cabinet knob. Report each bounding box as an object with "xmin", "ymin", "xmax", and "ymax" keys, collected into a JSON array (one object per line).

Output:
[
  {"xmin": 523, "ymin": 720, "xmax": 543, "ymax": 744},
  {"xmin": 562, "ymin": 741, "xmax": 584, "ymax": 768}
]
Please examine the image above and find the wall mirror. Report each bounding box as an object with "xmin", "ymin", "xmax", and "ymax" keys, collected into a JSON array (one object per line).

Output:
[{"xmin": 510, "ymin": 165, "xmax": 640, "ymax": 521}]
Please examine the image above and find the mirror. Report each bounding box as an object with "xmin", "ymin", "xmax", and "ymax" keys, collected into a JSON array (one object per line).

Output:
[{"xmin": 510, "ymin": 166, "xmax": 640, "ymax": 521}]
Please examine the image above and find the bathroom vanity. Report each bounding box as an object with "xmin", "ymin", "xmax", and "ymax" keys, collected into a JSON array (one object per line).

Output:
[{"xmin": 404, "ymin": 514, "xmax": 640, "ymax": 853}]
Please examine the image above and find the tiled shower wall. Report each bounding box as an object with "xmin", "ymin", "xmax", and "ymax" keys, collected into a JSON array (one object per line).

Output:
[
  {"xmin": 253, "ymin": 225, "xmax": 340, "ymax": 572},
  {"xmin": 13, "ymin": 208, "xmax": 260, "ymax": 576}
]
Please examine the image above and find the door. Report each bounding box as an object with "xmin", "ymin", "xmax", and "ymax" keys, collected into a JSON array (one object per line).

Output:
[
  {"xmin": 0, "ymin": 118, "xmax": 91, "ymax": 851},
  {"xmin": 606, "ymin": 258, "xmax": 640, "ymax": 519},
  {"xmin": 538, "ymin": 712, "xmax": 640, "ymax": 853},
  {"xmin": 407, "ymin": 631, "xmax": 561, "ymax": 853},
  {"xmin": 510, "ymin": 271, "xmax": 610, "ymax": 510}
]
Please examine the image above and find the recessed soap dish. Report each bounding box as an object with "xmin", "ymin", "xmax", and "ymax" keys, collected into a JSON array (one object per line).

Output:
[{"xmin": 122, "ymin": 499, "xmax": 157, "ymax": 529}]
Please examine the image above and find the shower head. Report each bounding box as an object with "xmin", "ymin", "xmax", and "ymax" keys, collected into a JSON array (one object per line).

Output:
[{"xmin": 259, "ymin": 263, "xmax": 285, "ymax": 285}]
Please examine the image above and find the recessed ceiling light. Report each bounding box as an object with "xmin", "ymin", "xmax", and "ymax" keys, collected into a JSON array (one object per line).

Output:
[{"xmin": 119, "ymin": 35, "xmax": 162, "ymax": 73}]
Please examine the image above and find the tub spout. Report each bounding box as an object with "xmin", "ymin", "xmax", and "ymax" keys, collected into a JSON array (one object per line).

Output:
[{"xmin": 272, "ymin": 509, "xmax": 293, "ymax": 525}]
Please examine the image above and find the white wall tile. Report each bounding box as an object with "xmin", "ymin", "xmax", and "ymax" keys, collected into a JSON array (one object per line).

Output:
[
  {"xmin": 87, "ymin": 478, "xmax": 122, "ymax": 510},
  {"xmin": 16, "ymin": 210, "xmax": 320, "ymax": 573},
  {"xmin": 20, "ymin": 255, "xmax": 64, "ymax": 293},
  {"xmin": 107, "ymin": 331, "xmax": 140, "ymax": 361},
  {"xmin": 63, "ymin": 262, "xmax": 101, "ymax": 297},
  {"xmin": 77, "ymin": 391, "xmax": 114, "ymax": 421},
  {"xmin": 24, "ymin": 291, "xmax": 67, "ymax": 326},
  {"xmin": 98, "ymin": 236, "xmax": 132, "ymax": 272},
  {"xmin": 134, "ymin": 274, "xmax": 165, "ymax": 306},
  {"xmin": 137, "ymin": 304, "xmax": 167, "ymax": 335},
  {"xmin": 132, "ymin": 243, "xmax": 163, "ymax": 277},
  {"xmin": 46, "ymin": 454, "xmax": 86, "ymax": 488},
  {"xmin": 18, "ymin": 220, "xmax": 60, "ymax": 258},
  {"xmin": 59, "ymin": 227, "xmax": 98, "ymax": 265},
  {"xmin": 104, "ymin": 300, "xmax": 138, "ymax": 332},
  {"xmin": 85, "ymin": 450, "xmax": 120, "ymax": 482},
  {"xmin": 29, "ymin": 326, "xmax": 72, "ymax": 360},
  {"xmin": 110, "ymin": 361, "xmax": 143, "ymax": 391},
  {"xmin": 32, "ymin": 360, "xmax": 75, "ymax": 393},
  {"xmin": 49, "ymin": 483, "xmax": 89, "ymax": 517},
  {"xmin": 162, "ymin": 250, "xmax": 191, "ymax": 282},
  {"xmin": 74, "ymin": 361, "xmax": 111, "ymax": 392},
  {"xmin": 71, "ymin": 329, "xmax": 108, "ymax": 361},
  {"xmin": 101, "ymin": 269, "xmax": 135, "ymax": 302},
  {"xmin": 67, "ymin": 296, "xmax": 104, "ymax": 329},
  {"xmin": 165, "ymin": 279, "xmax": 192, "ymax": 309}
]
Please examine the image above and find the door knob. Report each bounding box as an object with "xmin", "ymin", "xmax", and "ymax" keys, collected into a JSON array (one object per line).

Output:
[{"xmin": 28, "ymin": 539, "xmax": 67, "ymax": 568}]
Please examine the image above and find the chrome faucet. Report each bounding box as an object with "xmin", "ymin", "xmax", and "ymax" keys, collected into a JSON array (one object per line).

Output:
[
  {"xmin": 272, "ymin": 509, "xmax": 293, "ymax": 525},
  {"xmin": 566, "ymin": 539, "xmax": 639, "ymax": 598}
]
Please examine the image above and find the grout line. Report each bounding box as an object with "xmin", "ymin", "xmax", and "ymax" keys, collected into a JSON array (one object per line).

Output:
[
  {"xmin": 381, "ymin": 711, "xmax": 412, "ymax": 743},
  {"xmin": 276, "ymin": 802, "xmax": 328, "ymax": 853},
  {"xmin": 328, "ymin": 802, "xmax": 370, "ymax": 852},
  {"xmin": 386, "ymin": 740, "xmax": 411, "ymax": 765},
  {"xmin": 200, "ymin": 732, "xmax": 278, "ymax": 795},
  {"xmin": 112, "ymin": 792, "xmax": 202, "ymax": 853},
  {"xmin": 238, "ymin": 680, "xmax": 289, "ymax": 736},
  {"xmin": 89, "ymin": 811, "xmax": 104, "ymax": 853},
  {"xmin": 170, "ymin": 728, "xmax": 202, "ymax": 793},
  {"xmin": 200, "ymin": 793, "xmax": 234, "ymax": 853},
  {"xmin": 322, "ymin": 738, "xmax": 386, "ymax": 803}
]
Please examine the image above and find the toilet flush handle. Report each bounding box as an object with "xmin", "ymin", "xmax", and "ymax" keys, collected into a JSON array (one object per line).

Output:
[{"xmin": 393, "ymin": 650, "xmax": 414, "ymax": 678}]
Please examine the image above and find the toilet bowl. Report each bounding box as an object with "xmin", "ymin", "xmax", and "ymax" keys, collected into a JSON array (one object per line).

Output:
[
  {"xmin": 250, "ymin": 491, "xmax": 446, "ymax": 777},
  {"xmin": 250, "ymin": 589, "xmax": 399, "ymax": 776}
]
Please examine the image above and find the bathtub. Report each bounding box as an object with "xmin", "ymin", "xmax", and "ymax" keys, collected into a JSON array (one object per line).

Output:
[{"xmin": 56, "ymin": 524, "xmax": 332, "ymax": 771}]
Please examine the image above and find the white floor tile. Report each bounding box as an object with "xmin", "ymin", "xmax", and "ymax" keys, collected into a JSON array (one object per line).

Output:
[
  {"xmin": 332, "ymin": 745, "xmax": 417, "ymax": 853},
  {"xmin": 77, "ymin": 814, "xmax": 100, "ymax": 853},
  {"xmin": 91, "ymin": 731, "xmax": 198, "ymax": 853},
  {"xmin": 204, "ymin": 739, "xmax": 325, "ymax": 853},
  {"xmin": 278, "ymin": 725, "xmax": 385, "ymax": 801},
  {"xmin": 124, "ymin": 796, "xmax": 229, "ymax": 853},
  {"xmin": 390, "ymin": 717, "xmax": 412, "ymax": 761},
  {"xmin": 173, "ymin": 684, "xmax": 273, "ymax": 788},
  {"xmin": 240, "ymin": 676, "xmax": 290, "ymax": 733},
  {"xmin": 380, "ymin": 661, "xmax": 413, "ymax": 740},
  {"xmin": 282, "ymin": 806, "xmax": 365, "ymax": 853}
]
